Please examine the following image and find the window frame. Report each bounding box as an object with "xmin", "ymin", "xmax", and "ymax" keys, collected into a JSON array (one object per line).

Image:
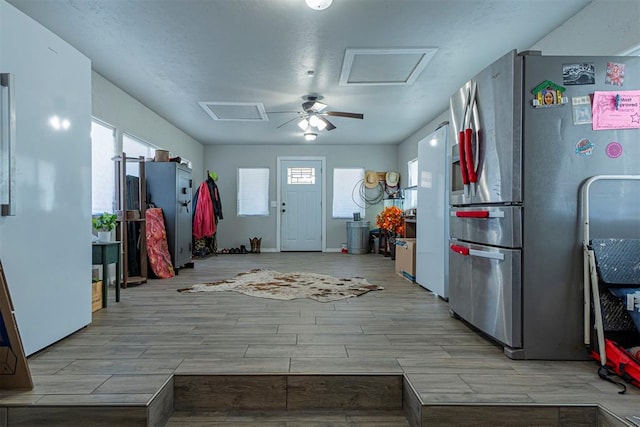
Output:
[
  {"xmin": 404, "ymin": 157, "xmax": 418, "ymax": 210},
  {"xmin": 91, "ymin": 118, "xmax": 117, "ymax": 214}
]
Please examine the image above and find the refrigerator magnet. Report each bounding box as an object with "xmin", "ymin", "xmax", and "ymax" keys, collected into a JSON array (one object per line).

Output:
[
  {"xmin": 605, "ymin": 142, "xmax": 623, "ymax": 158},
  {"xmin": 592, "ymin": 90, "xmax": 640, "ymax": 130},
  {"xmin": 572, "ymin": 96, "xmax": 592, "ymax": 125},
  {"xmin": 605, "ymin": 62, "xmax": 625, "ymax": 86},
  {"xmin": 575, "ymin": 138, "xmax": 594, "ymax": 156},
  {"xmin": 531, "ymin": 80, "xmax": 568, "ymax": 108},
  {"xmin": 562, "ymin": 63, "xmax": 595, "ymax": 85}
]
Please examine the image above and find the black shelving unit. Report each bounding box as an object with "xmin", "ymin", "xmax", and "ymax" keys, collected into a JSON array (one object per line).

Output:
[{"xmin": 114, "ymin": 153, "xmax": 147, "ymax": 286}]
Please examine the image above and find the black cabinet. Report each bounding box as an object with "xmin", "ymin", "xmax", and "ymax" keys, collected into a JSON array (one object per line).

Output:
[{"xmin": 146, "ymin": 162, "xmax": 193, "ymax": 269}]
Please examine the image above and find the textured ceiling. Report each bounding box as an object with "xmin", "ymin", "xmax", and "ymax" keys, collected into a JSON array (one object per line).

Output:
[{"xmin": 9, "ymin": 0, "xmax": 592, "ymax": 145}]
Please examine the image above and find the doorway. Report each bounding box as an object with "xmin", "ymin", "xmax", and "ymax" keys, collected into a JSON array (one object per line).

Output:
[{"xmin": 277, "ymin": 157, "xmax": 326, "ymax": 251}]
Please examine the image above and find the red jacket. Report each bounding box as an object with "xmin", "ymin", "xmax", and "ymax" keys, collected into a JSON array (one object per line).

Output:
[{"xmin": 192, "ymin": 181, "xmax": 216, "ymax": 239}]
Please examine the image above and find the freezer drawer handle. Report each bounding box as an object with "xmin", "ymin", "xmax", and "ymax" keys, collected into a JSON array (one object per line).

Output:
[
  {"xmin": 453, "ymin": 210, "xmax": 505, "ymax": 218},
  {"xmin": 449, "ymin": 244, "xmax": 505, "ymax": 261},
  {"xmin": 469, "ymin": 249, "xmax": 505, "ymax": 261},
  {"xmin": 450, "ymin": 244, "xmax": 470, "ymax": 256},
  {"xmin": 457, "ymin": 210, "xmax": 487, "ymax": 218}
]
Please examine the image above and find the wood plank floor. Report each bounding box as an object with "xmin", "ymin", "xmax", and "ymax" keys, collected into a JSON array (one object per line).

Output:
[{"xmin": 2, "ymin": 252, "xmax": 639, "ymax": 426}]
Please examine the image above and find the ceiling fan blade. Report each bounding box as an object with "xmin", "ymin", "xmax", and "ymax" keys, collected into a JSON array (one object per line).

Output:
[
  {"xmin": 301, "ymin": 101, "xmax": 314, "ymax": 112},
  {"xmin": 302, "ymin": 100, "xmax": 328, "ymax": 113},
  {"xmin": 267, "ymin": 110, "xmax": 303, "ymax": 114},
  {"xmin": 318, "ymin": 116, "xmax": 336, "ymax": 131},
  {"xmin": 326, "ymin": 111, "xmax": 364, "ymax": 119},
  {"xmin": 276, "ymin": 115, "xmax": 304, "ymax": 129}
]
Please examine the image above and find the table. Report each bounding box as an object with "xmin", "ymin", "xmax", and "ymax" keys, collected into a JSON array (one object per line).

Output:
[{"xmin": 92, "ymin": 241, "xmax": 122, "ymax": 307}]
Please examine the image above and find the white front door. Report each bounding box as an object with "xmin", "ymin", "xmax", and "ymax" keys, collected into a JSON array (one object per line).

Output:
[{"xmin": 280, "ymin": 159, "xmax": 322, "ymax": 251}]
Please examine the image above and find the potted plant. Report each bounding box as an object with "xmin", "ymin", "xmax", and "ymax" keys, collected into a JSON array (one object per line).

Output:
[
  {"xmin": 376, "ymin": 206, "xmax": 405, "ymax": 259},
  {"xmin": 92, "ymin": 212, "xmax": 117, "ymax": 242}
]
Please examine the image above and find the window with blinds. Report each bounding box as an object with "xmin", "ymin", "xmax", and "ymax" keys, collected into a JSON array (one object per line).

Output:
[
  {"xmin": 238, "ymin": 168, "xmax": 269, "ymax": 216},
  {"xmin": 332, "ymin": 168, "xmax": 365, "ymax": 218}
]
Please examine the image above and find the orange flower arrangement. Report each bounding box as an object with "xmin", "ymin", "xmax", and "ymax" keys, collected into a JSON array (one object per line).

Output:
[{"xmin": 376, "ymin": 205, "xmax": 405, "ymax": 237}]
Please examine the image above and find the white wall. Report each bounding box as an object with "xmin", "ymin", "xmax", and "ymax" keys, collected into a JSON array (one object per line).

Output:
[
  {"xmin": 92, "ymin": 72, "xmax": 205, "ymax": 185},
  {"xmin": 529, "ymin": 0, "xmax": 640, "ymax": 56},
  {"xmin": 204, "ymin": 144, "xmax": 397, "ymax": 251}
]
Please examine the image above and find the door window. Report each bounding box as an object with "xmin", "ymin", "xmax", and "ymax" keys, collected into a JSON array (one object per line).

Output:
[{"xmin": 288, "ymin": 167, "xmax": 315, "ymax": 185}]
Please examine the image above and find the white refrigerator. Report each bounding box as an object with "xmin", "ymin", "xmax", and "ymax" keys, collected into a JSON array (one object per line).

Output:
[
  {"xmin": 1, "ymin": 0, "xmax": 92, "ymax": 355},
  {"xmin": 415, "ymin": 123, "xmax": 449, "ymax": 299}
]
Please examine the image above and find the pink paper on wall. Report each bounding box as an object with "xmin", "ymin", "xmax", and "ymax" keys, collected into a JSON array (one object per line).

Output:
[{"xmin": 592, "ymin": 90, "xmax": 640, "ymax": 130}]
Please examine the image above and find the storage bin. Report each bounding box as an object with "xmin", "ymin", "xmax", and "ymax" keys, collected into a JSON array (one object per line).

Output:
[
  {"xmin": 395, "ymin": 238, "xmax": 416, "ymax": 281},
  {"xmin": 346, "ymin": 221, "xmax": 370, "ymax": 254}
]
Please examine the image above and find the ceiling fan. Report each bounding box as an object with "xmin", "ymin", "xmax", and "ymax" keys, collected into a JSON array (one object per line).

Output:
[{"xmin": 273, "ymin": 95, "xmax": 364, "ymax": 134}]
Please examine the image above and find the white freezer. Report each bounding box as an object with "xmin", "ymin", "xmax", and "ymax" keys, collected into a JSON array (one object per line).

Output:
[
  {"xmin": 0, "ymin": 0, "xmax": 92, "ymax": 355},
  {"xmin": 415, "ymin": 124, "xmax": 449, "ymax": 299}
]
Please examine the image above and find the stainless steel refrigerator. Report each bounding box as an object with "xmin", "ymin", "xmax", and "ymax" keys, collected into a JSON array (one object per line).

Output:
[{"xmin": 448, "ymin": 50, "xmax": 640, "ymax": 360}]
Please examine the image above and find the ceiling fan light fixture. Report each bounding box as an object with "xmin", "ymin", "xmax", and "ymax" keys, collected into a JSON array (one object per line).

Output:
[
  {"xmin": 310, "ymin": 101, "xmax": 327, "ymax": 111},
  {"xmin": 308, "ymin": 114, "xmax": 327, "ymax": 131},
  {"xmin": 304, "ymin": 132, "xmax": 317, "ymax": 141},
  {"xmin": 297, "ymin": 118, "xmax": 309, "ymax": 130},
  {"xmin": 305, "ymin": 0, "xmax": 332, "ymax": 10}
]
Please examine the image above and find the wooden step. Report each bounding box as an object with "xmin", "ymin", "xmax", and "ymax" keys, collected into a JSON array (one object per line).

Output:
[
  {"xmin": 166, "ymin": 409, "xmax": 411, "ymax": 426},
  {"xmin": 173, "ymin": 374, "xmax": 404, "ymax": 412}
]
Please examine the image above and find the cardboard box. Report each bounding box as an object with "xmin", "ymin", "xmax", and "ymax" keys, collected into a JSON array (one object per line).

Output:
[
  {"xmin": 92, "ymin": 280, "xmax": 103, "ymax": 313},
  {"xmin": 395, "ymin": 238, "xmax": 416, "ymax": 281}
]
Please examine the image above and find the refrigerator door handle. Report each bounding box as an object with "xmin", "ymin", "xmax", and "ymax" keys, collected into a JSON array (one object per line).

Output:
[
  {"xmin": 1, "ymin": 73, "xmax": 16, "ymax": 216},
  {"xmin": 465, "ymin": 81, "xmax": 478, "ymax": 197},
  {"xmin": 470, "ymin": 94, "xmax": 480, "ymax": 175},
  {"xmin": 464, "ymin": 128, "xmax": 476, "ymax": 191},
  {"xmin": 458, "ymin": 131, "xmax": 469, "ymax": 198}
]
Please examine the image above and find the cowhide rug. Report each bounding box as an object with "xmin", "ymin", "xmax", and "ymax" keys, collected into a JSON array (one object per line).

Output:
[{"xmin": 177, "ymin": 269, "xmax": 383, "ymax": 302}]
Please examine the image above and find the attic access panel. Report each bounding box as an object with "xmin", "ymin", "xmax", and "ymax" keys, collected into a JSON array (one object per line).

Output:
[
  {"xmin": 198, "ymin": 101, "xmax": 268, "ymax": 121},
  {"xmin": 339, "ymin": 48, "xmax": 437, "ymax": 86}
]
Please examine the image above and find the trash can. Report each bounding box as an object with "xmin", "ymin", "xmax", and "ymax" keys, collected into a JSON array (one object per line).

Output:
[{"xmin": 346, "ymin": 221, "xmax": 370, "ymax": 254}]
